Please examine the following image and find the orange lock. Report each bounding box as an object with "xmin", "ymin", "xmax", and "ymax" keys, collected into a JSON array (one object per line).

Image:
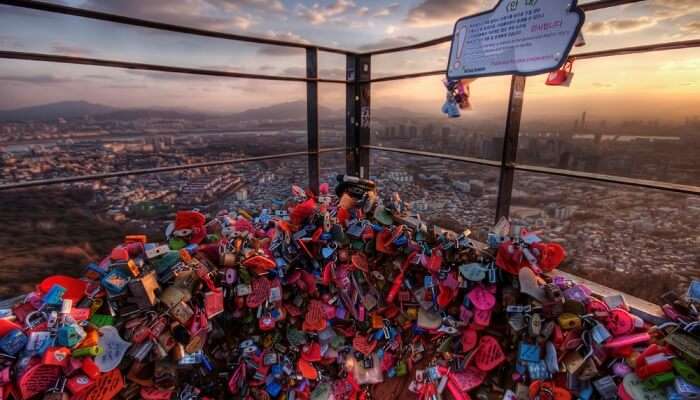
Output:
[{"xmin": 78, "ymin": 329, "xmax": 100, "ymax": 348}]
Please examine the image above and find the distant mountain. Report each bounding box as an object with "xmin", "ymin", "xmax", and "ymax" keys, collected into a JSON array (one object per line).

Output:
[
  {"xmin": 0, "ymin": 100, "xmax": 344, "ymax": 123},
  {"xmin": 0, "ymin": 101, "xmax": 116, "ymax": 122},
  {"xmin": 231, "ymin": 100, "xmax": 341, "ymax": 122},
  {"xmin": 94, "ymin": 108, "xmax": 210, "ymax": 121}
]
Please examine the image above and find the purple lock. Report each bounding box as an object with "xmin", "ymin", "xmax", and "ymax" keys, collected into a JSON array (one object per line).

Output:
[
  {"xmin": 564, "ymin": 285, "xmax": 591, "ymax": 303},
  {"xmin": 612, "ymin": 361, "xmax": 632, "ymax": 377}
]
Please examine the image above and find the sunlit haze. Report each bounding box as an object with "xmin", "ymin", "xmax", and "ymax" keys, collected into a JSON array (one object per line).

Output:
[{"xmin": 1, "ymin": 0, "xmax": 698, "ymax": 124}]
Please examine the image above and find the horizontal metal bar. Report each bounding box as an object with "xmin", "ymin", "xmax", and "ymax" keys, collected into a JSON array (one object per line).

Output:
[
  {"xmin": 572, "ymin": 39, "xmax": 700, "ymax": 60},
  {"xmin": 364, "ymin": 145, "xmax": 502, "ymax": 168},
  {"xmin": 317, "ymin": 147, "xmax": 346, "ymax": 154},
  {"xmin": 0, "ymin": 152, "xmax": 308, "ymax": 190},
  {"xmin": 578, "ymin": 0, "xmax": 646, "ymax": 12},
  {"xmin": 361, "ymin": 0, "xmax": 648, "ymax": 56},
  {"xmin": 368, "ymin": 39, "xmax": 700, "ymax": 83},
  {"xmin": 371, "ymin": 70, "xmax": 445, "ymax": 83},
  {"xmin": 0, "ymin": 0, "xmax": 353, "ymax": 55},
  {"xmin": 512, "ymin": 163, "xmax": 700, "ymax": 196},
  {"xmin": 0, "ymin": 51, "xmax": 347, "ymax": 83}
]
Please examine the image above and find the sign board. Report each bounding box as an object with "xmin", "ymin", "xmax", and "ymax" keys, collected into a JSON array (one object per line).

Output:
[{"xmin": 447, "ymin": 0, "xmax": 584, "ymax": 79}]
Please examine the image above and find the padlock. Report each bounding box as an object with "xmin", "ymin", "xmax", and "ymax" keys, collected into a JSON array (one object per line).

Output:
[
  {"xmin": 557, "ymin": 313, "xmax": 582, "ymax": 330},
  {"xmin": 643, "ymin": 371, "xmax": 675, "ymax": 390},
  {"xmin": 545, "ymin": 59, "xmax": 574, "ymax": 86}
]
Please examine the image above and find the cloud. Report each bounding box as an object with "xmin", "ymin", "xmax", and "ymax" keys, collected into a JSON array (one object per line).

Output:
[
  {"xmin": 50, "ymin": 42, "xmax": 95, "ymax": 57},
  {"xmin": 256, "ymin": 31, "xmax": 308, "ymax": 56},
  {"xmin": 592, "ymin": 82, "xmax": 614, "ymax": 88},
  {"xmin": 357, "ymin": 36, "xmax": 418, "ymax": 51},
  {"xmin": 104, "ymin": 84, "xmax": 149, "ymax": 89},
  {"xmin": 204, "ymin": 0, "xmax": 284, "ymax": 12},
  {"xmin": 0, "ymin": 35, "xmax": 23, "ymax": 50},
  {"xmin": 659, "ymin": 58, "xmax": 700, "ymax": 72},
  {"xmin": 680, "ymin": 21, "xmax": 700, "ymax": 35},
  {"xmin": 651, "ymin": 0, "xmax": 700, "ymax": 19},
  {"xmin": 373, "ymin": 3, "xmax": 400, "ymax": 17},
  {"xmin": 0, "ymin": 74, "xmax": 72, "ymax": 84},
  {"xmin": 357, "ymin": 6, "xmax": 369, "ymax": 16},
  {"xmin": 81, "ymin": 0, "xmax": 255, "ymax": 32},
  {"xmin": 405, "ymin": 0, "xmax": 488, "ymax": 28},
  {"xmin": 584, "ymin": 17, "xmax": 658, "ymax": 35},
  {"xmin": 296, "ymin": 0, "xmax": 356, "ymax": 25}
]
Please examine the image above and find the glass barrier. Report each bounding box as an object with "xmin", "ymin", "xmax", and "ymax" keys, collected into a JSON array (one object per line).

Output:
[
  {"xmin": 519, "ymin": 48, "xmax": 700, "ymax": 187},
  {"xmin": 0, "ymin": 59, "xmax": 309, "ymax": 185},
  {"xmin": 370, "ymin": 151, "xmax": 499, "ymax": 239},
  {"xmin": 511, "ymin": 170, "xmax": 699, "ymax": 303},
  {"xmin": 320, "ymin": 149, "xmax": 346, "ymax": 186},
  {"xmin": 0, "ymin": 156, "xmax": 307, "ymax": 298},
  {"xmin": 573, "ymin": 0, "xmax": 700, "ymax": 55},
  {"xmin": 0, "ymin": 4, "xmax": 308, "ymax": 77},
  {"xmin": 318, "ymin": 83, "xmax": 345, "ymax": 149},
  {"xmin": 371, "ymin": 75, "xmax": 511, "ymax": 161}
]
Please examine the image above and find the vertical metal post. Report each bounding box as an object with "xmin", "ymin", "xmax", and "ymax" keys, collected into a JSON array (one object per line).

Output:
[
  {"xmin": 346, "ymin": 54, "xmax": 371, "ymax": 178},
  {"xmin": 306, "ymin": 47, "xmax": 320, "ymax": 194},
  {"xmin": 495, "ymin": 75, "xmax": 526, "ymax": 222}
]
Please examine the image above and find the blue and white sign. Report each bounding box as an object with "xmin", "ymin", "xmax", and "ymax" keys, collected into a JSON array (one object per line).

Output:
[{"xmin": 447, "ymin": 0, "xmax": 584, "ymax": 79}]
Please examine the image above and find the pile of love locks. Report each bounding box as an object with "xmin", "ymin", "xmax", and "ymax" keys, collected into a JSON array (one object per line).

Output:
[{"xmin": 1, "ymin": 175, "xmax": 699, "ymax": 400}]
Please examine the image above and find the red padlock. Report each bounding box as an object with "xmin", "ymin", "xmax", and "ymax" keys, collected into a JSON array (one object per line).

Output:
[{"xmin": 546, "ymin": 60, "xmax": 574, "ymax": 86}]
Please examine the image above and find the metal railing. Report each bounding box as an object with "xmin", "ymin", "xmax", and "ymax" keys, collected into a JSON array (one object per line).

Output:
[{"xmin": 1, "ymin": 0, "xmax": 699, "ymax": 224}]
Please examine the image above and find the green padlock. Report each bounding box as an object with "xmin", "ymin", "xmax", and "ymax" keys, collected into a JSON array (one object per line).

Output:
[
  {"xmin": 89, "ymin": 313, "xmax": 114, "ymax": 328},
  {"xmin": 643, "ymin": 371, "xmax": 675, "ymax": 390},
  {"xmin": 72, "ymin": 345, "xmax": 104, "ymax": 357},
  {"xmin": 673, "ymin": 358, "xmax": 700, "ymax": 386},
  {"xmin": 395, "ymin": 360, "xmax": 408, "ymax": 377},
  {"xmin": 169, "ymin": 237, "xmax": 187, "ymax": 250}
]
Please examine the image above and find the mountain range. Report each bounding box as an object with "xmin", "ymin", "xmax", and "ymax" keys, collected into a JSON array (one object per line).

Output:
[
  {"xmin": 0, "ymin": 100, "xmax": 432, "ymax": 123},
  {"xmin": 0, "ymin": 100, "xmax": 346, "ymax": 123}
]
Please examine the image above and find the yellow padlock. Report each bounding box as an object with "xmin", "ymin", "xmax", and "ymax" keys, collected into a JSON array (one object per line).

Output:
[
  {"xmin": 557, "ymin": 313, "xmax": 582, "ymax": 330},
  {"xmin": 405, "ymin": 307, "xmax": 418, "ymax": 321}
]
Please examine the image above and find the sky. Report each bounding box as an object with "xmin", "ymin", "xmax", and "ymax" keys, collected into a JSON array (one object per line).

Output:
[{"xmin": 0, "ymin": 0, "xmax": 698, "ymax": 123}]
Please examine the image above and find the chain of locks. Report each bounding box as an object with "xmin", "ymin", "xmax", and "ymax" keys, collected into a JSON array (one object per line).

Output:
[{"xmin": 0, "ymin": 175, "xmax": 699, "ymax": 400}]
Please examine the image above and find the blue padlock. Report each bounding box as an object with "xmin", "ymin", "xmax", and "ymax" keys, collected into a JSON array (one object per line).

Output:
[
  {"xmin": 676, "ymin": 377, "xmax": 700, "ymax": 399},
  {"xmin": 392, "ymin": 234, "xmax": 408, "ymax": 247},
  {"xmin": 0, "ymin": 329, "xmax": 28, "ymax": 356},
  {"xmin": 528, "ymin": 360, "xmax": 551, "ymax": 380},
  {"xmin": 56, "ymin": 324, "xmax": 86, "ymax": 348},
  {"xmin": 42, "ymin": 284, "xmax": 66, "ymax": 306},
  {"xmin": 265, "ymin": 378, "xmax": 282, "ymax": 397},
  {"xmin": 518, "ymin": 342, "xmax": 541, "ymax": 363},
  {"xmin": 101, "ymin": 269, "xmax": 130, "ymax": 295}
]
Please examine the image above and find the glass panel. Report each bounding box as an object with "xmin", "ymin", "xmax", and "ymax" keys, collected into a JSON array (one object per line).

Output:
[
  {"xmin": 372, "ymin": 44, "xmax": 450, "ymax": 79},
  {"xmin": 511, "ymin": 171, "xmax": 698, "ymax": 303},
  {"xmin": 0, "ymin": 4, "xmax": 306, "ymax": 77},
  {"xmin": 318, "ymin": 83, "xmax": 345, "ymax": 149},
  {"xmin": 318, "ymin": 52, "xmax": 346, "ymax": 81},
  {"xmin": 0, "ymin": 157, "xmax": 307, "ymax": 298},
  {"xmin": 574, "ymin": 0, "xmax": 700, "ymax": 55},
  {"xmin": 320, "ymin": 149, "xmax": 346, "ymax": 187},
  {"xmin": 371, "ymin": 151, "xmax": 499, "ymax": 238},
  {"xmin": 0, "ymin": 60, "xmax": 308, "ymax": 185},
  {"xmin": 371, "ymin": 75, "xmax": 511, "ymax": 161},
  {"xmin": 519, "ymin": 48, "xmax": 700, "ymax": 187}
]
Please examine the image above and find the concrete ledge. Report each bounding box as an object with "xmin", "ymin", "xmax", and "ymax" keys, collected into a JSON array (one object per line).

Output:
[{"xmin": 551, "ymin": 270, "xmax": 668, "ymax": 325}]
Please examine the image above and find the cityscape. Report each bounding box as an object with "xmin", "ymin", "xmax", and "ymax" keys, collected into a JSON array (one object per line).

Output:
[{"xmin": 1, "ymin": 100, "xmax": 698, "ymax": 302}]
